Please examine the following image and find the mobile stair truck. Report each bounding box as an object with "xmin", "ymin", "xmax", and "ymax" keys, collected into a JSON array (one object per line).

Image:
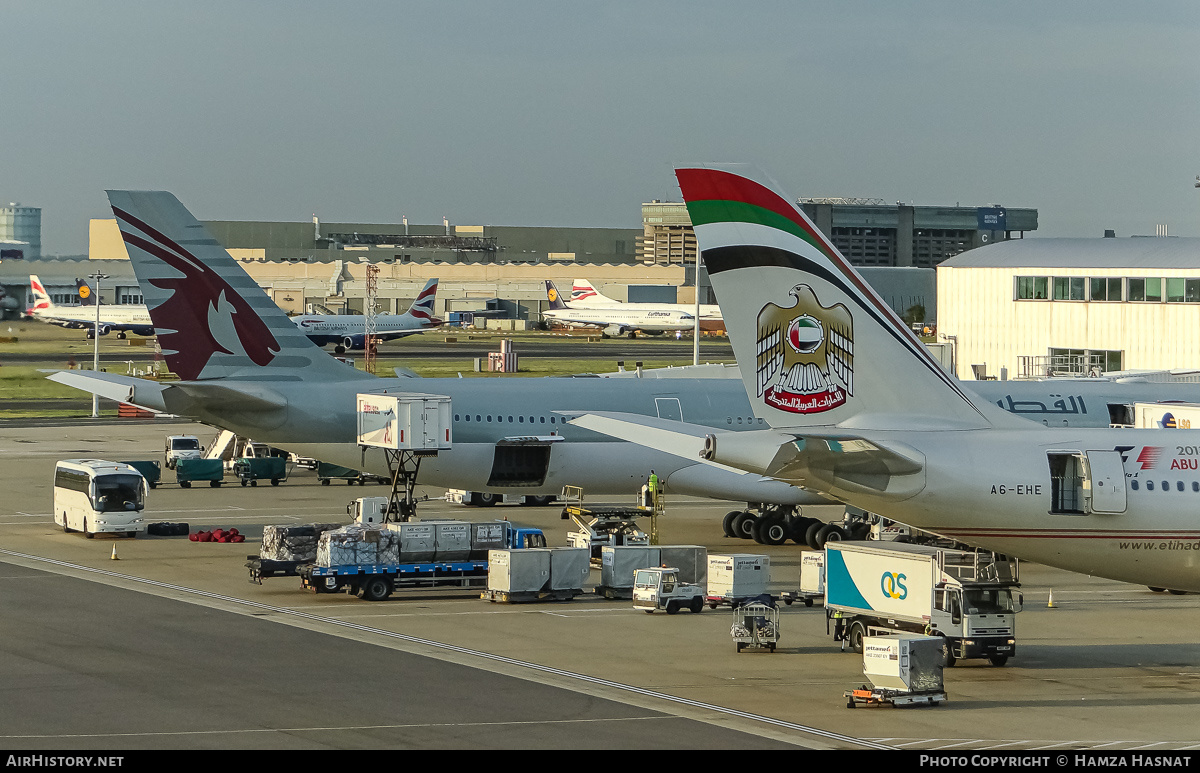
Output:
[{"xmin": 824, "ymin": 542, "xmax": 1022, "ymax": 667}]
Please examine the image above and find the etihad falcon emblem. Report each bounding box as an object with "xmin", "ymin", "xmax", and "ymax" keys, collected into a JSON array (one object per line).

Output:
[{"xmin": 756, "ymin": 284, "xmax": 853, "ymax": 414}]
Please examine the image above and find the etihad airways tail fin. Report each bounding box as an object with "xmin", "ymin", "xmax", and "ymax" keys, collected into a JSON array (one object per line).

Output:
[
  {"xmin": 106, "ymin": 191, "xmax": 368, "ymax": 382},
  {"xmin": 675, "ymin": 165, "xmax": 1020, "ymax": 432}
]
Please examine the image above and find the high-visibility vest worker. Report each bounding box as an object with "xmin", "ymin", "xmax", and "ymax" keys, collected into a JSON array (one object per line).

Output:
[{"xmin": 648, "ymin": 471, "xmax": 659, "ymax": 505}]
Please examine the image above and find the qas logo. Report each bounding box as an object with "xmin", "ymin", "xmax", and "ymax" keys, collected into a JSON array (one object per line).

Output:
[
  {"xmin": 881, "ymin": 572, "xmax": 908, "ymax": 600},
  {"xmin": 755, "ymin": 284, "xmax": 854, "ymax": 414}
]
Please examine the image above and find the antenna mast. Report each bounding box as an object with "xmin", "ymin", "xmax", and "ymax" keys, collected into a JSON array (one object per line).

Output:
[{"xmin": 364, "ymin": 263, "xmax": 379, "ymax": 374}]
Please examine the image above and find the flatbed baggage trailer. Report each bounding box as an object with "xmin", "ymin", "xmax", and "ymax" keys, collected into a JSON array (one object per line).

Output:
[
  {"xmin": 316, "ymin": 461, "xmax": 387, "ymax": 486},
  {"xmin": 481, "ymin": 587, "xmax": 583, "ymax": 603},
  {"xmin": 245, "ymin": 557, "xmax": 305, "ymax": 584},
  {"xmin": 299, "ymin": 559, "xmax": 489, "ymax": 601}
]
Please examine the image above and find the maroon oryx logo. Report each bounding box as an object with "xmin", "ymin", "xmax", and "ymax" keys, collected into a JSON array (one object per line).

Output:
[{"xmin": 112, "ymin": 205, "xmax": 278, "ymax": 380}]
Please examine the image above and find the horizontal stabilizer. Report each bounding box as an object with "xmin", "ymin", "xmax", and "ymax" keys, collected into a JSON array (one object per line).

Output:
[
  {"xmin": 566, "ymin": 412, "xmax": 759, "ymax": 476},
  {"xmin": 572, "ymin": 410, "xmax": 926, "ymax": 500},
  {"xmin": 48, "ymin": 371, "xmax": 167, "ymax": 411}
]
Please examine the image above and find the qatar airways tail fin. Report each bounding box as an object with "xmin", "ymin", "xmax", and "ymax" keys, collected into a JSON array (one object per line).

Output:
[{"xmin": 106, "ymin": 191, "xmax": 368, "ymax": 382}]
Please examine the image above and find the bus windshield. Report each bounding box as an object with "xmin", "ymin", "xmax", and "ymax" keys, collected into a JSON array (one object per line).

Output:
[{"xmin": 93, "ymin": 474, "xmax": 144, "ymax": 512}]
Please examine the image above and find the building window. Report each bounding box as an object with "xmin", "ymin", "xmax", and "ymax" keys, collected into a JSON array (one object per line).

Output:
[
  {"xmin": 1016, "ymin": 276, "xmax": 1049, "ymax": 300},
  {"xmin": 1053, "ymin": 277, "xmax": 1086, "ymax": 301},
  {"xmin": 1089, "ymin": 277, "xmax": 1122, "ymax": 302},
  {"xmin": 1166, "ymin": 278, "xmax": 1186, "ymax": 303},
  {"xmin": 1129, "ymin": 277, "xmax": 1163, "ymax": 302}
]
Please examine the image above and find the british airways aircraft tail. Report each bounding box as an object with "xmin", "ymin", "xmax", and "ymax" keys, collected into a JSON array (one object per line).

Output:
[{"xmin": 399, "ymin": 278, "xmax": 440, "ymax": 327}]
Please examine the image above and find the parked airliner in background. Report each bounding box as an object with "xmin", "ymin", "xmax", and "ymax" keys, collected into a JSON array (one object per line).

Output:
[
  {"xmin": 26, "ymin": 274, "xmax": 154, "ymax": 339},
  {"xmin": 292, "ymin": 278, "xmax": 441, "ymax": 353},
  {"xmin": 571, "ymin": 165, "xmax": 1200, "ymax": 593},
  {"xmin": 571, "ymin": 278, "xmax": 725, "ymax": 332},
  {"xmin": 542, "ymin": 280, "xmax": 695, "ymax": 338}
]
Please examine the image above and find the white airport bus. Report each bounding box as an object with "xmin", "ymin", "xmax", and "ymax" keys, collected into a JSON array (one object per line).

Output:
[{"xmin": 53, "ymin": 459, "xmax": 148, "ymax": 538}]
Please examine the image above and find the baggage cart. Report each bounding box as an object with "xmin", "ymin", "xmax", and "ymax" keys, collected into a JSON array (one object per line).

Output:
[
  {"xmin": 175, "ymin": 458, "xmax": 224, "ymax": 488},
  {"xmin": 731, "ymin": 599, "xmax": 779, "ymax": 652},
  {"xmin": 317, "ymin": 461, "xmax": 387, "ymax": 486},
  {"xmin": 233, "ymin": 456, "xmax": 289, "ymax": 487},
  {"xmin": 844, "ymin": 685, "xmax": 946, "ymax": 708},
  {"xmin": 121, "ymin": 460, "xmax": 161, "ymax": 489}
]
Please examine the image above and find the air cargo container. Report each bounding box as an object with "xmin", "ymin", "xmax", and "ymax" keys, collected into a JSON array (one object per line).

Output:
[{"xmin": 706, "ymin": 554, "xmax": 769, "ymax": 608}]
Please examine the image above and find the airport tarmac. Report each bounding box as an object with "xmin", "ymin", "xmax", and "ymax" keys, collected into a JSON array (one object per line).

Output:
[{"xmin": 2, "ymin": 421, "xmax": 1199, "ymax": 751}]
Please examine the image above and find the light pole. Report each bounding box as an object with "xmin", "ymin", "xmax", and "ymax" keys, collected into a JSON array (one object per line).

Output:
[
  {"xmin": 693, "ymin": 242, "xmax": 701, "ymax": 366},
  {"xmin": 89, "ymin": 271, "xmax": 109, "ymax": 418}
]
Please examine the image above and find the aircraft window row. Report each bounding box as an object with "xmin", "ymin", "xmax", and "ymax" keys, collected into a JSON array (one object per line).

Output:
[
  {"xmin": 1129, "ymin": 480, "xmax": 1200, "ymax": 493},
  {"xmin": 1015, "ymin": 275, "xmax": 1200, "ymax": 304},
  {"xmin": 727, "ymin": 417, "xmax": 766, "ymax": 425},
  {"xmin": 456, "ymin": 414, "xmax": 560, "ymax": 425}
]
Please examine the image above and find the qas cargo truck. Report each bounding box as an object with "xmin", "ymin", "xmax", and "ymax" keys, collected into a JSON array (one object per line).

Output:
[{"xmin": 825, "ymin": 542, "xmax": 1022, "ymax": 667}]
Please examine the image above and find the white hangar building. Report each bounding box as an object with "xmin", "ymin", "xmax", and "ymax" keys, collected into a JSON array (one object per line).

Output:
[{"xmin": 937, "ymin": 237, "xmax": 1200, "ymax": 380}]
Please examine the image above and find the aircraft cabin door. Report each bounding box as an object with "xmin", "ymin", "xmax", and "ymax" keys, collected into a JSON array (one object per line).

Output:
[
  {"xmin": 654, "ymin": 397, "xmax": 683, "ymax": 422},
  {"xmin": 1085, "ymin": 450, "xmax": 1127, "ymax": 514}
]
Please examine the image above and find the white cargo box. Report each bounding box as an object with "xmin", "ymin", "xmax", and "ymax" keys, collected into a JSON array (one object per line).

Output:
[
  {"xmin": 799, "ymin": 550, "xmax": 825, "ymax": 596},
  {"xmin": 549, "ymin": 547, "xmax": 590, "ymax": 591},
  {"xmin": 708, "ymin": 554, "xmax": 769, "ymax": 599},
  {"xmin": 350, "ymin": 497, "xmax": 388, "ymax": 525},
  {"xmin": 357, "ymin": 393, "xmax": 453, "ymax": 451},
  {"xmin": 488, "ymin": 548, "xmax": 551, "ymax": 593},
  {"xmin": 600, "ymin": 545, "xmax": 660, "ymax": 589},
  {"xmin": 1134, "ymin": 402, "xmax": 1200, "ymax": 429},
  {"xmin": 862, "ymin": 633, "xmax": 944, "ymax": 693}
]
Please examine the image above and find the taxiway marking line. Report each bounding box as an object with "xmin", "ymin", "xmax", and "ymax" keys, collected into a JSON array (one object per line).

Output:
[{"xmin": 0, "ymin": 715, "xmax": 666, "ymax": 740}]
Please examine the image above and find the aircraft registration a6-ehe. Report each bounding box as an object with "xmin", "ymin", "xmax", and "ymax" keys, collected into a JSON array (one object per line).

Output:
[{"xmin": 570, "ymin": 165, "xmax": 1200, "ymax": 593}]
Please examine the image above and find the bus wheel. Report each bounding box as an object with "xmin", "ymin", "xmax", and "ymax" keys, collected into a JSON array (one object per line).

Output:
[{"xmin": 84, "ymin": 519, "xmax": 94, "ymax": 539}]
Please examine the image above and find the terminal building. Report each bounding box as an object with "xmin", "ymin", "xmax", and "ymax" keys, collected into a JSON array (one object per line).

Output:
[
  {"xmin": 2, "ymin": 192, "xmax": 1032, "ymax": 325},
  {"xmin": 937, "ymin": 236, "xmax": 1200, "ymax": 380},
  {"xmin": 639, "ymin": 199, "xmax": 1037, "ymax": 268}
]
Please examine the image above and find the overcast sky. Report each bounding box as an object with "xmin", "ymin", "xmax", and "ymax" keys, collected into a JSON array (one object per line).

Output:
[{"xmin": 5, "ymin": 1, "xmax": 1199, "ymax": 255}]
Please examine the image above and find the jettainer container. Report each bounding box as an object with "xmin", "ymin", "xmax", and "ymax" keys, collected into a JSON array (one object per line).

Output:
[{"xmin": 706, "ymin": 554, "xmax": 769, "ymax": 607}]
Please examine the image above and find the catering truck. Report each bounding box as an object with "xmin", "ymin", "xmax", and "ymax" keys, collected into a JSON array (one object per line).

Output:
[{"xmin": 824, "ymin": 542, "xmax": 1022, "ymax": 666}]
